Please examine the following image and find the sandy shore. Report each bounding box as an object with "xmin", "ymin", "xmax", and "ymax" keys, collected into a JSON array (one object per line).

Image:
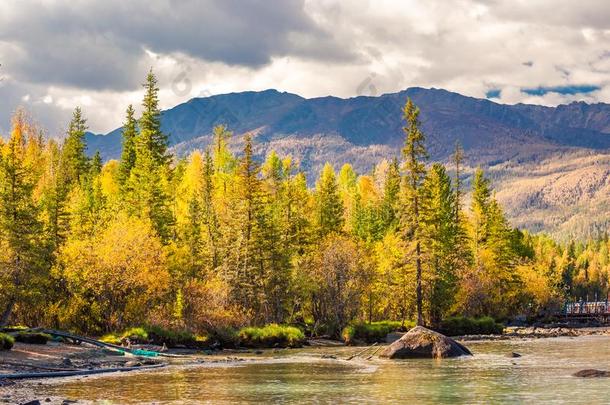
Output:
[{"xmin": 0, "ymin": 340, "xmax": 271, "ymax": 404}]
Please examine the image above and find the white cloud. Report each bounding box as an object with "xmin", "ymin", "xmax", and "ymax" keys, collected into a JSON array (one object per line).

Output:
[{"xmin": 0, "ymin": 0, "xmax": 609, "ymax": 134}]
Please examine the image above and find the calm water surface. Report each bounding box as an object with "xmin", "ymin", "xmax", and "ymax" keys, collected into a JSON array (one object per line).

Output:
[{"xmin": 38, "ymin": 336, "xmax": 610, "ymax": 404}]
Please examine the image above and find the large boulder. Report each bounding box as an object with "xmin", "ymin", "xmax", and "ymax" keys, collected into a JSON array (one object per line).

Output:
[{"xmin": 379, "ymin": 326, "xmax": 472, "ymax": 359}]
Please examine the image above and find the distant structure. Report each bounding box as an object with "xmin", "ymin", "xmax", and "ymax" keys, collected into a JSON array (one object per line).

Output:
[{"xmin": 564, "ymin": 297, "xmax": 610, "ymax": 324}]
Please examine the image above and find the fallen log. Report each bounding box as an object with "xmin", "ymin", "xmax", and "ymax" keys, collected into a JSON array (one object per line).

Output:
[
  {"xmin": 0, "ymin": 360, "xmax": 78, "ymax": 372},
  {"xmin": 346, "ymin": 342, "xmax": 378, "ymax": 361},
  {"xmin": 0, "ymin": 363, "xmax": 166, "ymax": 380}
]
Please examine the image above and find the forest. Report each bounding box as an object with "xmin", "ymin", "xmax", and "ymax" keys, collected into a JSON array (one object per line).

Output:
[{"xmin": 0, "ymin": 70, "xmax": 608, "ymax": 339}]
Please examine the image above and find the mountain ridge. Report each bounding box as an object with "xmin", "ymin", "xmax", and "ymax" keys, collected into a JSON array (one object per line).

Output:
[{"xmin": 85, "ymin": 87, "xmax": 610, "ymax": 239}]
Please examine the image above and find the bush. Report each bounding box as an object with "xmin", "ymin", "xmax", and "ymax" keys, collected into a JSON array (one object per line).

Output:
[
  {"xmin": 146, "ymin": 325, "xmax": 201, "ymax": 347},
  {"xmin": 0, "ymin": 333, "xmax": 15, "ymax": 350},
  {"xmin": 99, "ymin": 326, "xmax": 207, "ymax": 348},
  {"xmin": 99, "ymin": 333, "xmax": 121, "ymax": 345},
  {"xmin": 238, "ymin": 324, "xmax": 306, "ymax": 348},
  {"xmin": 121, "ymin": 327, "xmax": 148, "ymax": 343},
  {"xmin": 209, "ymin": 326, "xmax": 239, "ymax": 348},
  {"xmin": 14, "ymin": 332, "xmax": 52, "ymax": 345},
  {"xmin": 438, "ymin": 316, "xmax": 504, "ymax": 336},
  {"xmin": 342, "ymin": 320, "xmax": 413, "ymax": 345}
]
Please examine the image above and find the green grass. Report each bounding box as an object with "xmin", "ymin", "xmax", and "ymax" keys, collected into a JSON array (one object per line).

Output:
[
  {"xmin": 14, "ymin": 332, "xmax": 51, "ymax": 344},
  {"xmin": 238, "ymin": 324, "xmax": 306, "ymax": 348},
  {"xmin": 342, "ymin": 320, "xmax": 413, "ymax": 345},
  {"xmin": 99, "ymin": 333, "xmax": 121, "ymax": 345},
  {"xmin": 99, "ymin": 326, "xmax": 207, "ymax": 348},
  {"xmin": 0, "ymin": 333, "xmax": 15, "ymax": 350},
  {"xmin": 120, "ymin": 327, "xmax": 149, "ymax": 342},
  {"xmin": 438, "ymin": 316, "xmax": 504, "ymax": 336}
]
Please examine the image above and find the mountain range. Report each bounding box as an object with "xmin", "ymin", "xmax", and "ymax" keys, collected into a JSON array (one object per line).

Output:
[{"xmin": 85, "ymin": 87, "xmax": 610, "ymax": 240}]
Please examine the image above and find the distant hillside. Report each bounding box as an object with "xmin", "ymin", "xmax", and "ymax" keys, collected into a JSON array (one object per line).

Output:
[{"xmin": 85, "ymin": 88, "xmax": 610, "ymax": 239}]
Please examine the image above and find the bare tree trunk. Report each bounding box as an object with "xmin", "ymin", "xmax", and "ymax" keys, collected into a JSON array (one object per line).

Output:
[
  {"xmin": 0, "ymin": 297, "xmax": 16, "ymax": 327},
  {"xmin": 416, "ymin": 240, "xmax": 423, "ymax": 326}
]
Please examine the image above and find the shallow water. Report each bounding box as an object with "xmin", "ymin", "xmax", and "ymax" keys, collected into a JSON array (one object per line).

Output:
[{"xmin": 38, "ymin": 336, "xmax": 610, "ymax": 404}]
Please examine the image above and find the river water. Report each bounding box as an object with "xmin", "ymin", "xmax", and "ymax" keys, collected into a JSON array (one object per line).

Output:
[{"xmin": 37, "ymin": 336, "xmax": 610, "ymax": 404}]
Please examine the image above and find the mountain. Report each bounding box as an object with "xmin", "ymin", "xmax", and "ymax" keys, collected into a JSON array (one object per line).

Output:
[{"xmin": 85, "ymin": 87, "xmax": 610, "ymax": 239}]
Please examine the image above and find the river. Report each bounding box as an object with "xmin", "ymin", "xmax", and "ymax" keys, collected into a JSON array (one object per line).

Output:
[{"xmin": 36, "ymin": 335, "xmax": 610, "ymax": 404}]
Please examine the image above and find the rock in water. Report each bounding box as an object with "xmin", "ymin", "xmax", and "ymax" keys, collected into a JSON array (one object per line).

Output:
[
  {"xmin": 379, "ymin": 326, "xmax": 472, "ymax": 359},
  {"xmin": 573, "ymin": 369, "xmax": 610, "ymax": 378}
]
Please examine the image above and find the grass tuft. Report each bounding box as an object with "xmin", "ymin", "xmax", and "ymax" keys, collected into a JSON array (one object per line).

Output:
[
  {"xmin": 342, "ymin": 320, "xmax": 413, "ymax": 345},
  {"xmin": 0, "ymin": 333, "xmax": 15, "ymax": 350},
  {"xmin": 238, "ymin": 324, "xmax": 305, "ymax": 348}
]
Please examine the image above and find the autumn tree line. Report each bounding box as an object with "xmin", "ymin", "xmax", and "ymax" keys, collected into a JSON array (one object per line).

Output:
[{"xmin": 0, "ymin": 71, "xmax": 607, "ymax": 337}]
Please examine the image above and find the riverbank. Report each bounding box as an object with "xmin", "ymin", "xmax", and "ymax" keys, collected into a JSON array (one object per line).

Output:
[
  {"xmin": 457, "ymin": 325, "xmax": 610, "ymax": 341},
  {"xmin": 0, "ymin": 339, "xmax": 286, "ymax": 404},
  {"xmin": 3, "ymin": 325, "xmax": 610, "ymax": 403}
]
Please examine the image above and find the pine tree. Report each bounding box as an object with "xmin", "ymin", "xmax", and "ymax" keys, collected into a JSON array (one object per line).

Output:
[
  {"xmin": 471, "ymin": 167, "xmax": 492, "ymax": 267},
  {"xmin": 0, "ymin": 112, "xmax": 45, "ymax": 326},
  {"xmin": 127, "ymin": 135, "xmax": 174, "ymax": 240},
  {"xmin": 140, "ymin": 69, "xmax": 169, "ymax": 166},
  {"xmin": 40, "ymin": 140, "xmax": 71, "ymax": 251},
  {"xmin": 201, "ymin": 149, "xmax": 220, "ymax": 270},
  {"xmin": 381, "ymin": 157, "xmax": 401, "ymax": 232},
  {"xmin": 62, "ymin": 107, "xmax": 89, "ymax": 184},
  {"xmin": 421, "ymin": 163, "xmax": 457, "ymax": 323},
  {"xmin": 91, "ymin": 151, "xmax": 102, "ymax": 175},
  {"xmin": 314, "ymin": 163, "xmax": 344, "ymax": 238},
  {"xmin": 118, "ymin": 104, "xmax": 138, "ymax": 186},
  {"xmin": 400, "ymin": 98, "xmax": 428, "ymax": 326}
]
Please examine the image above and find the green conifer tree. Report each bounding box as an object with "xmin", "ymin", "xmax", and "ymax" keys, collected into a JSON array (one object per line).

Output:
[{"xmin": 400, "ymin": 98, "xmax": 428, "ymax": 326}]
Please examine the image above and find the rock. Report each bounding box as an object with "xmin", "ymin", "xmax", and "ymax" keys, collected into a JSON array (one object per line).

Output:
[
  {"xmin": 506, "ymin": 352, "xmax": 522, "ymax": 358},
  {"xmin": 379, "ymin": 326, "xmax": 472, "ymax": 359},
  {"xmin": 573, "ymin": 369, "xmax": 610, "ymax": 378},
  {"xmin": 124, "ymin": 361, "xmax": 142, "ymax": 367},
  {"xmin": 321, "ymin": 354, "xmax": 337, "ymax": 359},
  {"xmin": 61, "ymin": 358, "xmax": 73, "ymax": 366},
  {"xmin": 20, "ymin": 401, "xmax": 41, "ymax": 405}
]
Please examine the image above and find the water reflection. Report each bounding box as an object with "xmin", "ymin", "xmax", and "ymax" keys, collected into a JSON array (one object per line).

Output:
[{"xmin": 39, "ymin": 336, "xmax": 610, "ymax": 404}]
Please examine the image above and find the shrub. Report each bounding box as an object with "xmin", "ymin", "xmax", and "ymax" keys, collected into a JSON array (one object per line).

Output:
[
  {"xmin": 0, "ymin": 333, "xmax": 15, "ymax": 350},
  {"xmin": 438, "ymin": 316, "xmax": 504, "ymax": 336},
  {"xmin": 209, "ymin": 326, "xmax": 239, "ymax": 348},
  {"xmin": 99, "ymin": 333, "xmax": 121, "ymax": 345},
  {"xmin": 1, "ymin": 325, "xmax": 28, "ymax": 333},
  {"xmin": 120, "ymin": 327, "xmax": 148, "ymax": 342},
  {"xmin": 100, "ymin": 326, "xmax": 207, "ymax": 348},
  {"xmin": 238, "ymin": 324, "xmax": 306, "ymax": 348},
  {"xmin": 146, "ymin": 325, "xmax": 200, "ymax": 347},
  {"xmin": 342, "ymin": 320, "xmax": 413, "ymax": 345},
  {"xmin": 14, "ymin": 332, "xmax": 51, "ymax": 345}
]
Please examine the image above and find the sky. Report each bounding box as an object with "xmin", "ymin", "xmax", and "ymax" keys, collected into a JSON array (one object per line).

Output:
[{"xmin": 0, "ymin": 0, "xmax": 609, "ymax": 135}]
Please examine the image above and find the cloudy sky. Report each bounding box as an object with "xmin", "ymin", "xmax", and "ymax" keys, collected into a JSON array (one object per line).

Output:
[{"xmin": 1, "ymin": 0, "xmax": 609, "ymax": 134}]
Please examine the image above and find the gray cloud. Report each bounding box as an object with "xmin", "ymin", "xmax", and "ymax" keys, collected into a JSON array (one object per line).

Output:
[
  {"xmin": 0, "ymin": 0, "xmax": 609, "ymax": 134},
  {"xmin": 0, "ymin": 0, "xmax": 352, "ymax": 91}
]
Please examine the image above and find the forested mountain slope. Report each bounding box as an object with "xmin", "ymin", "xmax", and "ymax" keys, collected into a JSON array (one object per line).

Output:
[{"xmin": 86, "ymin": 88, "xmax": 610, "ymax": 239}]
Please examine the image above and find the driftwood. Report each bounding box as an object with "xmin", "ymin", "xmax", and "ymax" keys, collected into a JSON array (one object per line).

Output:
[
  {"xmin": 365, "ymin": 346, "xmax": 382, "ymax": 360},
  {"xmin": 346, "ymin": 342, "xmax": 378, "ymax": 361},
  {"xmin": 0, "ymin": 363, "xmax": 166, "ymax": 380},
  {"xmin": 0, "ymin": 360, "xmax": 78, "ymax": 372}
]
